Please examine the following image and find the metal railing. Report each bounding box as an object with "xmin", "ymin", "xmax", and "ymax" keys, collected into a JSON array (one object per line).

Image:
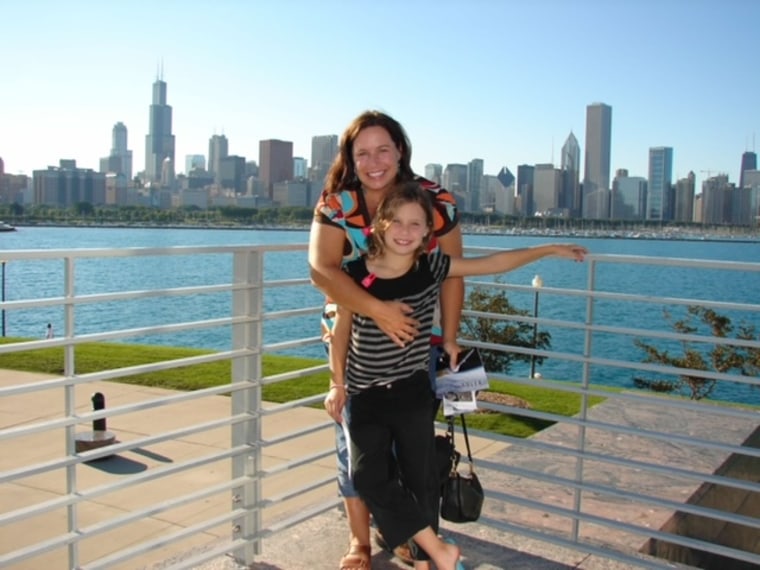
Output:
[{"xmin": 0, "ymin": 244, "xmax": 758, "ymax": 569}]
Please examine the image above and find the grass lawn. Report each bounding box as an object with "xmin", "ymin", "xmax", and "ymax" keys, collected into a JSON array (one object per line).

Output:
[{"xmin": 0, "ymin": 338, "xmax": 606, "ymax": 437}]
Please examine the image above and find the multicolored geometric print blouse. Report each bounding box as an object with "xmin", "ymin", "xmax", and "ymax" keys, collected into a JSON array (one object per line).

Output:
[{"xmin": 313, "ymin": 176, "xmax": 459, "ymax": 344}]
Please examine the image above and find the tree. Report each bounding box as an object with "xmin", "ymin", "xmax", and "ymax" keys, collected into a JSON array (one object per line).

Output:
[
  {"xmin": 74, "ymin": 202, "xmax": 94, "ymax": 217},
  {"xmin": 737, "ymin": 323, "xmax": 760, "ymax": 379},
  {"xmin": 633, "ymin": 306, "xmax": 750, "ymax": 400},
  {"xmin": 459, "ymin": 285, "xmax": 551, "ymax": 374}
]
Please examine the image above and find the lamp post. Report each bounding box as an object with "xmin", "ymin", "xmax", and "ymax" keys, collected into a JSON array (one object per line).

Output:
[
  {"xmin": 1, "ymin": 260, "xmax": 6, "ymax": 337},
  {"xmin": 529, "ymin": 274, "xmax": 543, "ymax": 379}
]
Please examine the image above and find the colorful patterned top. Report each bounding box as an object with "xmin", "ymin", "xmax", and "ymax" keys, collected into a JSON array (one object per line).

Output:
[{"xmin": 312, "ymin": 176, "xmax": 458, "ymax": 343}]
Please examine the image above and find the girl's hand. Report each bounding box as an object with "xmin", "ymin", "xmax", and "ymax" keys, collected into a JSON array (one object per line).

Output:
[
  {"xmin": 324, "ymin": 384, "xmax": 347, "ymax": 423},
  {"xmin": 554, "ymin": 244, "xmax": 588, "ymax": 261}
]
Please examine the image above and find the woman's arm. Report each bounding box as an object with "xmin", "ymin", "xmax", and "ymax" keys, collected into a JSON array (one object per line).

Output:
[
  {"xmin": 324, "ymin": 306, "xmax": 351, "ymax": 423},
  {"xmin": 437, "ymin": 225, "xmax": 465, "ymax": 366},
  {"xmin": 308, "ymin": 220, "xmax": 419, "ymax": 346},
  {"xmin": 448, "ymin": 243, "xmax": 587, "ymax": 278}
]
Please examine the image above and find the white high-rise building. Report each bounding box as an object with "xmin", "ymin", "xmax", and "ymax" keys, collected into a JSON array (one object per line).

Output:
[
  {"xmin": 561, "ymin": 131, "xmax": 580, "ymax": 215},
  {"xmin": 99, "ymin": 122, "xmax": 133, "ymax": 181},
  {"xmin": 533, "ymin": 163, "xmax": 562, "ymax": 214},
  {"xmin": 208, "ymin": 135, "xmax": 229, "ymax": 184},
  {"xmin": 582, "ymin": 102, "xmax": 612, "ymax": 219}
]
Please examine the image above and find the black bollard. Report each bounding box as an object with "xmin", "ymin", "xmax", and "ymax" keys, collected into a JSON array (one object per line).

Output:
[
  {"xmin": 75, "ymin": 391, "xmax": 116, "ymax": 454},
  {"xmin": 92, "ymin": 392, "xmax": 107, "ymax": 431}
]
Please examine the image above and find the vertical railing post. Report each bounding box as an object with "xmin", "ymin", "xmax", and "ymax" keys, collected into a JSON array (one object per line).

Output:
[
  {"xmin": 571, "ymin": 257, "xmax": 597, "ymax": 542},
  {"xmin": 63, "ymin": 256, "xmax": 79, "ymax": 569},
  {"xmin": 1, "ymin": 260, "xmax": 6, "ymax": 337},
  {"xmin": 230, "ymin": 249, "xmax": 264, "ymax": 566}
]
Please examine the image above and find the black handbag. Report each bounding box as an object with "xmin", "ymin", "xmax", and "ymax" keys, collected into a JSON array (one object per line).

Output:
[{"xmin": 440, "ymin": 414, "xmax": 484, "ymax": 523}]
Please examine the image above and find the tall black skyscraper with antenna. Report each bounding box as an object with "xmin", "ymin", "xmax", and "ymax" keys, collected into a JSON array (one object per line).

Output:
[{"xmin": 144, "ymin": 68, "xmax": 175, "ymax": 182}]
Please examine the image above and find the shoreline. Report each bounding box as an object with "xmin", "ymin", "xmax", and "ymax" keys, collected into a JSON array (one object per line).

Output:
[{"xmin": 11, "ymin": 221, "xmax": 760, "ymax": 244}]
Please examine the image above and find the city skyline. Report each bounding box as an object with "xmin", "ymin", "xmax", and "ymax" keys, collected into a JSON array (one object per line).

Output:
[{"xmin": 2, "ymin": 1, "xmax": 758, "ymax": 186}]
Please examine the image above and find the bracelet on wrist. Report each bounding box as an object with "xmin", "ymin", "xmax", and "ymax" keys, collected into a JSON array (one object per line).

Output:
[{"xmin": 329, "ymin": 382, "xmax": 347, "ymax": 390}]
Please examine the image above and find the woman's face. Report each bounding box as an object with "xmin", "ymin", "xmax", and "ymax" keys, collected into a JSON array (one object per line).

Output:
[{"xmin": 352, "ymin": 126, "xmax": 402, "ymax": 194}]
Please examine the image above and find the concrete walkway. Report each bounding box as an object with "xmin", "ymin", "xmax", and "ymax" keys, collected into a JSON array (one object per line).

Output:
[{"xmin": 3, "ymin": 369, "xmax": 754, "ymax": 569}]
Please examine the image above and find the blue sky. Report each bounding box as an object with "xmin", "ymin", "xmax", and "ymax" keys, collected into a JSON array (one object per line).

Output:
[{"xmin": 2, "ymin": 0, "xmax": 758, "ymax": 187}]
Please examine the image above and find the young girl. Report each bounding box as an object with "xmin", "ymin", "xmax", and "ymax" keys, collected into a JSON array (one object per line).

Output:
[{"xmin": 326, "ymin": 182, "xmax": 587, "ymax": 570}]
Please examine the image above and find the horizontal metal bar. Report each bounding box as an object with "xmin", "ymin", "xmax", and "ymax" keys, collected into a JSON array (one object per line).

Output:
[
  {"xmin": 484, "ymin": 489, "xmax": 760, "ymax": 565},
  {"xmin": 0, "ymin": 414, "xmax": 253, "ymax": 484},
  {"xmin": 81, "ymin": 508, "xmax": 248, "ymax": 570},
  {"xmin": 482, "ymin": 460, "xmax": 760, "ymax": 530}
]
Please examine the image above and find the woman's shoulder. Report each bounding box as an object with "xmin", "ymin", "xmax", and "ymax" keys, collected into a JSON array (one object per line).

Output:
[
  {"xmin": 413, "ymin": 176, "xmax": 458, "ymax": 234},
  {"xmin": 315, "ymin": 187, "xmax": 364, "ymax": 220},
  {"xmin": 415, "ymin": 176, "xmax": 450, "ymax": 199}
]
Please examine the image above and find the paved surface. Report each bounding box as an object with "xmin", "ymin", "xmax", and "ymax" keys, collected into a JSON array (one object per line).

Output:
[{"xmin": 2, "ymin": 369, "xmax": 757, "ymax": 569}]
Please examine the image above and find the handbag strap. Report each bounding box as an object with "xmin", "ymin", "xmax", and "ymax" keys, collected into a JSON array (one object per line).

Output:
[
  {"xmin": 459, "ymin": 414, "xmax": 474, "ymax": 466},
  {"xmin": 450, "ymin": 413, "xmax": 476, "ymax": 475}
]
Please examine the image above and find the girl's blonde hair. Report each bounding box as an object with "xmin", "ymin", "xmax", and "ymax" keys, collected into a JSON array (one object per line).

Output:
[{"xmin": 367, "ymin": 182, "xmax": 434, "ymax": 259}]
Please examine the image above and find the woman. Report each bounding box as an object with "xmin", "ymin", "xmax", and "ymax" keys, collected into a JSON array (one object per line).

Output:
[{"xmin": 308, "ymin": 110, "xmax": 464, "ymax": 569}]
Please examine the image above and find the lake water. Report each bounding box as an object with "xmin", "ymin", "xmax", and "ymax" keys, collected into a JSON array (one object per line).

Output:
[{"xmin": 2, "ymin": 226, "xmax": 758, "ymax": 404}]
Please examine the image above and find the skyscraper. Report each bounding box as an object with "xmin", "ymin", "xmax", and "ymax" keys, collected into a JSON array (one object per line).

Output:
[
  {"xmin": 582, "ymin": 102, "xmax": 612, "ymax": 219},
  {"xmin": 674, "ymin": 171, "xmax": 695, "ymax": 223},
  {"xmin": 739, "ymin": 150, "xmax": 757, "ymax": 189},
  {"xmin": 309, "ymin": 135, "xmax": 338, "ymax": 192},
  {"xmin": 259, "ymin": 139, "xmax": 293, "ymax": 199},
  {"xmin": 533, "ymin": 163, "xmax": 561, "ymax": 214},
  {"xmin": 611, "ymin": 175, "xmax": 647, "ymax": 220},
  {"xmin": 424, "ymin": 164, "xmax": 443, "ymax": 185},
  {"xmin": 293, "ymin": 157, "xmax": 308, "ymax": 179},
  {"xmin": 100, "ymin": 122, "xmax": 133, "ymax": 180},
  {"xmin": 310, "ymin": 135, "xmax": 338, "ymax": 171},
  {"xmin": 516, "ymin": 164, "xmax": 535, "ymax": 217},
  {"xmin": 144, "ymin": 73, "xmax": 175, "ymax": 182},
  {"xmin": 466, "ymin": 158, "xmax": 484, "ymax": 211},
  {"xmin": 647, "ymin": 146, "xmax": 673, "ymax": 221},
  {"xmin": 185, "ymin": 154, "xmax": 206, "ymax": 174},
  {"xmin": 208, "ymin": 135, "xmax": 229, "ymax": 184},
  {"xmin": 561, "ymin": 131, "xmax": 580, "ymax": 215}
]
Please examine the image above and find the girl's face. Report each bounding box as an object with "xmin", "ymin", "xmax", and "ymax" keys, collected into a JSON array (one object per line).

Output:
[
  {"xmin": 352, "ymin": 126, "xmax": 401, "ymax": 194},
  {"xmin": 381, "ymin": 201, "xmax": 429, "ymax": 255}
]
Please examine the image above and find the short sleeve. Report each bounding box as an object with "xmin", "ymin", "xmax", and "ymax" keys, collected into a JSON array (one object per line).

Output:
[
  {"xmin": 418, "ymin": 177, "xmax": 459, "ymax": 238},
  {"xmin": 313, "ymin": 188, "xmax": 344, "ymax": 228},
  {"xmin": 426, "ymin": 250, "xmax": 451, "ymax": 285}
]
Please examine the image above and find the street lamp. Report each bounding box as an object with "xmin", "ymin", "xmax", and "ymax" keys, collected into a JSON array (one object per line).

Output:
[{"xmin": 529, "ymin": 274, "xmax": 543, "ymax": 379}]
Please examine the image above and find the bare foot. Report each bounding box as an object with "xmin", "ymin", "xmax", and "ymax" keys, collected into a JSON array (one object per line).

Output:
[{"xmin": 437, "ymin": 541, "xmax": 461, "ymax": 570}]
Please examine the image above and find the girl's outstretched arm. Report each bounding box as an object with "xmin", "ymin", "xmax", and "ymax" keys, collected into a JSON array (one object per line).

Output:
[{"xmin": 447, "ymin": 244, "xmax": 587, "ymax": 278}]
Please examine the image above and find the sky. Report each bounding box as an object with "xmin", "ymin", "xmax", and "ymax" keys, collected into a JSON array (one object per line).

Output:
[{"xmin": 2, "ymin": 0, "xmax": 758, "ymax": 187}]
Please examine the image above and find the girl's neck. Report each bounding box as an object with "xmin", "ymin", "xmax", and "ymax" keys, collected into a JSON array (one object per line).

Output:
[{"xmin": 366, "ymin": 250, "xmax": 417, "ymax": 279}]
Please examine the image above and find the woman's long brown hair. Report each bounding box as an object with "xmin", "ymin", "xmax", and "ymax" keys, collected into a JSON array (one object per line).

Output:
[{"xmin": 323, "ymin": 110, "xmax": 415, "ymax": 194}]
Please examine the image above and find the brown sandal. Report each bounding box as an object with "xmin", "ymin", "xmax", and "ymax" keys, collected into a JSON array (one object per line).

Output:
[{"xmin": 339, "ymin": 544, "xmax": 371, "ymax": 569}]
